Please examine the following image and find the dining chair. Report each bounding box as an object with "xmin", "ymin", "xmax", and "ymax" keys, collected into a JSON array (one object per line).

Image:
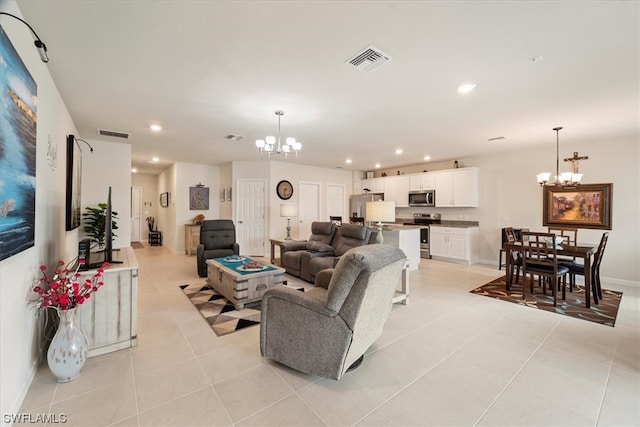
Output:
[
  {"xmin": 520, "ymin": 231, "xmax": 569, "ymax": 307},
  {"xmin": 502, "ymin": 227, "xmax": 523, "ymax": 288},
  {"xmin": 563, "ymin": 232, "xmax": 609, "ymax": 304},
  {"xmin": 548, "ymin": 226, "xmax": 578, "ymax": 263}
]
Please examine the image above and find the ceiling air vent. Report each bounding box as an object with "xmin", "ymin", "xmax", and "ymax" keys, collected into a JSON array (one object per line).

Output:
[
  {"xmin": 97, "ymin": 129, "xmax": 130, "ymax": 139},
  {"xmin": 347, "ymin": 45, "xmax": 393, "ymax": 72},
  {"xmin": 225, "ymin": 134, "xmax": 244, "ymax": 141}
]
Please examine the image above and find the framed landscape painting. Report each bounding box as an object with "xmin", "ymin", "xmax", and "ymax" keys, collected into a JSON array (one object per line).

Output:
[{"xmin": 543, "ymin": 183, "xmax": 612, "ymax": 230}]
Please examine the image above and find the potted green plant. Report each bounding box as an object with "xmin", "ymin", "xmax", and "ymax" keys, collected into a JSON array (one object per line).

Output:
[{"xmin": 82, "ymin": 203, "xmax": 119, "ymax": 248}]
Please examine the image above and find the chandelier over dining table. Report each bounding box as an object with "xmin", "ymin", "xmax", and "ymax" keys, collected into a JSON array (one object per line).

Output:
[
  {"xmin": 256, "ymin": 110, "xmax": 302, "ymax": 158},
  {"xmin": 536, "ymin": 127, "xmax": 588, "ymax": 186}
]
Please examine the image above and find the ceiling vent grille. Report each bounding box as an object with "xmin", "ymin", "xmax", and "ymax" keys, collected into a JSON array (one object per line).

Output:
[
  {"xmin": 347, "ymin": 45, "xmax": 393, "ymax": 72},
  {"xmin": 98, "ymin": 129, "xmax": 130, "ymax": 139},
  {"xmin": 225, "ymin": 134, "xmax": 244, "ymax": 141}
]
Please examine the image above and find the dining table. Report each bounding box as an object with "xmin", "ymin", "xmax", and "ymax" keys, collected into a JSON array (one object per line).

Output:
[{"xmin": 504, "ymin": 242, "xmax": 598, "ymax": 308}]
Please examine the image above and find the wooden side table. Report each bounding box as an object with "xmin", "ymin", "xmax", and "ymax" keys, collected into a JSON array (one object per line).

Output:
[
  {"xmin": 269, "ymin": 238, "xmax": 285, "ymax": 265},
  {"xmin": 185, "ymin": 224, "xmax": 200, "ymax": 256}
]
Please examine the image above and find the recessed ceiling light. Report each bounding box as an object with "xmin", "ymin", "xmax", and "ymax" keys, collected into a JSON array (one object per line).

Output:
[
  {"xmin": 149, "ymin": 156, "xmax": 159, "ymax": 163},
  {"xmin": 395, "ymin": 149, "xmax": 403, "ymax": 155},
  {"xmin": 375, "ymin": 163, "xmax": 381, "ymax": 168},
  {"xmin": 150, "ymin": 124, "xmax": 162, "ymax": 132},
  {"xmin": 345, "ymin": 158, "xmax": 352, "ymax": 164},
  {"xmin": 131, "ymin": 167, "xmax": 138, "ymax": 173},
  {"xmin": 457, "ymin": 83, "xmax": 477, "ymax": 94},
  {"xmin": 423, "ymin": 155, "xmax": 431, "ymax": 161}
]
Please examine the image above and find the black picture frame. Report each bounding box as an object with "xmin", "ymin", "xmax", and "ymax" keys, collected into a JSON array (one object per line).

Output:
[
  {"xmin": 543, "ymin": 183, "xmax": 612, "ymax": 230},
  {"xmin": 65, "ymin": 135, "xmax": 82, "ymax": 230},
  {"xmin": 160, "ymin": 192, "xmax": 169, "ymax": 208}
]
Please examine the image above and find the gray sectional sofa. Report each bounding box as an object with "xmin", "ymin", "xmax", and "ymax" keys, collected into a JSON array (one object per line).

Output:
[{"xmin": 279, "ymin": 222, "xmax": 377, "ymax": 282}]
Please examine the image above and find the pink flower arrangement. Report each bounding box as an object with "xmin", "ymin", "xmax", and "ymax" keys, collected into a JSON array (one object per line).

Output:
[{"xmin": 32, "ymin": 260, "xmax": 109, "ymax": 310}]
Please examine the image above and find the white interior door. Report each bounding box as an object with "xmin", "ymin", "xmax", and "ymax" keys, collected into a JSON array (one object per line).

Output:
[
  {"xmin": 130, "ymin": 186, "xmax": 141, "ymax": 242},
  {"xmin": 236, "ymin": 179, "xmax": 266, "ymax": 256},
  {"xmin": 298, "ymin": 181, "xmax": 320, "ymax": 240},
  {"xmin": 326, "ymin": 184, "xmax": 346, "ymax": 221}
]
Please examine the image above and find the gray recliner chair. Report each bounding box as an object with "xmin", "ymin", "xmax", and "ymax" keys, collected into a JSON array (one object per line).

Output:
[
  {"xmin": 260, "ymin": 244, "xmax": 407, "ymax": 380},
  {"xmin": 196, "ymin": 220, "xmax": 240, "ymax": 277}
]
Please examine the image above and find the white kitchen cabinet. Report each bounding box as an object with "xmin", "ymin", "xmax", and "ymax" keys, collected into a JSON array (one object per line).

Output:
[
  {"xmin": 361, "ymin": 177, "xmax": 385, "ymax": 194},
  {"xmin": 409, "ymin": 172, "xmax": 436, "ymax": 190},
  {"xmin": 429, "ymin": 226, "xmax": 478, "ymax": 264},
  {"xmin": 434, "ymin": 167, "xmax": 478, "ymax": 207},
  {"xmin": 384, "ymin": 176, "xmax": 410, "ymax": 207}
]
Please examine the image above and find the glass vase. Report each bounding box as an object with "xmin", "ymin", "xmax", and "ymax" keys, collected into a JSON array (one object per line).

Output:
[{"xmin": 47, "ymin": 307, "xmax": 88, "ymax": 383}]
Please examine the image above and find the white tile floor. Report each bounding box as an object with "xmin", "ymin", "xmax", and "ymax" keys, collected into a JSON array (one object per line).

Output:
[{"xmin": 19, "ymin": 245, "xmax": 640, "ymax": 426}]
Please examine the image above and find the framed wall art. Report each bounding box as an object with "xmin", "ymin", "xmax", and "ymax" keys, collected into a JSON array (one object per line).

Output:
[
  {"xmin": 543, "ymin": 183, "xmax": 612, "ymax": 230},
  {"xmin": 189, "ymin": 186, "xmax": 209, "ymax": 210},
  {"xmin": 65, "ymin": 135, "xmax": 82, "ymax": 230},
  {"xmin": 160, "ymin": 192, "xmax": 169, "ymax": 208},
  {"xmin": 0, "ymin": 27, "xmax": 37, "ymax": 261}
]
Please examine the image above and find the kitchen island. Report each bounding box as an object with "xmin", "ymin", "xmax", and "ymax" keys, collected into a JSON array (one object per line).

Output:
[{"xmin": 379, "ymin": 225, "xmax": 421, "ymax": 271}]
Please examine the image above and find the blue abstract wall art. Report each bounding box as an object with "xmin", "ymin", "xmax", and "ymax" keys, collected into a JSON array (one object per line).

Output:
[{"xmin": 0, "ymin": 26, "xmax": 38, "ymax": 261}]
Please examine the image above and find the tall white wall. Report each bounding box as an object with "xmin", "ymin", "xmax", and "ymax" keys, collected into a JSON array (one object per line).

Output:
[
  {"xmin": 1, "ymin": 4, "xmax": 137, "ymax": 414},
  {"xmin": 79, "ymin": 139, "xmax": 131, "ymax": 249},
  {"xmin": 174, "ymin": 162, "xmax": 220, "ymax": 253},
  {"xmin": 157, "ymin": 163, "xmax": 177, "ymax": 250}
]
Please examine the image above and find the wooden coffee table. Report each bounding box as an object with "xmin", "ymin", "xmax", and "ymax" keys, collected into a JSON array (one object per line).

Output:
[{"xmin": 206, "ymin": 257, "xmax": 285, "ymax": 310}]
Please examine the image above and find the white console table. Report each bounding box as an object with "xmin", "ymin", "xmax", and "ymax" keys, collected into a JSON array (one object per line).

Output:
[{"xmin": 77, "ymin": 247, "xmax": 139, "ymax": 357}]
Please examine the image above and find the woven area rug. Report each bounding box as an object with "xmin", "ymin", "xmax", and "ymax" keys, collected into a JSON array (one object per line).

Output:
[
  {"xmin": 131, "ymin": 242, "xmax": 145, "ymax": 249},
  {"xmin": 180, "ymin": 282, "xmax": 304, "ymax": 336},
  {"xmin": 470, "ymin": 276, "xmax": 622, "ymax": 327}
]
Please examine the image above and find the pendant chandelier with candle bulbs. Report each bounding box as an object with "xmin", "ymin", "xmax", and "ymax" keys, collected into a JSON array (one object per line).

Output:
[
  {"xmin": 536, "ymin": 127, "xmax": 588, "ymax": 186},
  {"xmin": 256, "ymin": 110, "xmax": 302, "ymax": 158}
]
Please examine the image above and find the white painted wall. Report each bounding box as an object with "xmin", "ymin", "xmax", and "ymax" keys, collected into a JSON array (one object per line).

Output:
[
  {"xmin": 79, "ymin": 139, "xmax": 131, "ymax": 249},
  {"xmin": 0, "ymin": 7, "xmax": 135, "ymax": 413},
  {"xmin": 219, "ymin": 162, "xmax": 232, "ymax": 219},
  {"xmin": 157, "ymin": 163, "xmax": 177, "ymax": 250},
  {"xmin": 1, "ymin": 0, "xmax": 72, "ymax": 416},
  {"xmin": 269, "ymin": 161, "xmax": 354, "ymax": 241},
  {"xmin": 174, "ymin": 162, "xmax": 220, "ymax": 253}
]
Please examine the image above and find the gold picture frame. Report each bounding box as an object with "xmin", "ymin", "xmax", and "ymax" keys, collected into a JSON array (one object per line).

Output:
[{"xmin": 543, "ymin": 183, "xmax": 612, "ymax": 230}]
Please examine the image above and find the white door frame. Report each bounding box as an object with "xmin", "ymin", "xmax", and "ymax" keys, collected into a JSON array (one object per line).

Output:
[
  {"xmin": 326, "ymin": 183, "xmax": 347, "ymax": 221},
  {"xmin": 298, "ymin": 181, "xmax": 321, "ymax": 240},
  {"xmin": 235, "ymin": 179, "xmax": 266, "ymax": 256}
]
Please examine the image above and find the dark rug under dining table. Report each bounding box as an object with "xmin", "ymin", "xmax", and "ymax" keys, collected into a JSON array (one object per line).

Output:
[{"xmin": 470, "ymin": 275, "xmax": 622, "ymax": 327}]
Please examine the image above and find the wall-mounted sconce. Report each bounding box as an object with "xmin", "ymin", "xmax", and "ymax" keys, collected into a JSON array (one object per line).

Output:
[{"xmin": 0, "ymin": 12, "xmax": 49, "ymax": 62}]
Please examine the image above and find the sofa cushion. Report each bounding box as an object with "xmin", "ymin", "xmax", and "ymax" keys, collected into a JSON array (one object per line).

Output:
[
  {"xmin": 306, "ymin": 242, "xmax": 334, "ymax": 252},
  {"xmin": 333, "ymin": 224, "xmax": 371, "ymax": 256}
]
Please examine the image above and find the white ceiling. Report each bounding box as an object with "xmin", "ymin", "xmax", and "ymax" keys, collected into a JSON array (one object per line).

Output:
[{"xmin": 13, "ymin": 0, "xmax": 640, "ymax": 174}]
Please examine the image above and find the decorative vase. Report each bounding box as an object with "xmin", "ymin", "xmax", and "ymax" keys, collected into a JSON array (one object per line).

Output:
[{"xmin": 47, "ymin": 307, "xmax": 88, "ymax": 383}]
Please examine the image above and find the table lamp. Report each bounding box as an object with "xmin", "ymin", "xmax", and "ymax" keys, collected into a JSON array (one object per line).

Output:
[
  {"xmin": 365, "ymin": 201, "xmax": 395, "ymax": 244},
  {"xmin": 280, "ymin": 203, "xmax": 298, "ymax": 240}
]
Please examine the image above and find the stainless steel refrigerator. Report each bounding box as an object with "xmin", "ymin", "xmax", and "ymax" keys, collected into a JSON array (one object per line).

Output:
[{"xmin": 349, "ymin": 193, "xmax": 384, "ymax": 220}]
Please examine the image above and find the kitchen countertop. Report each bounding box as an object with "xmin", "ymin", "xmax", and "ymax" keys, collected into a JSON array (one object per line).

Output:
[
  {"xmin": 381, "ymin": 224, "xmax": 424, "ymax": 230},
  {"xmin": 430, "ymin": 220, "xmax": 479, "ymax": 228}
]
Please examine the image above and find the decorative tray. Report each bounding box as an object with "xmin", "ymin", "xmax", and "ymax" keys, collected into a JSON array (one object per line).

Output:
[
  {"xmin": 223, "ymin": 255, "xmax": 246, "ymax": 263},
  {"xmin": 238, "ymin": 264, "xmax": 268, "ymax": 272}
]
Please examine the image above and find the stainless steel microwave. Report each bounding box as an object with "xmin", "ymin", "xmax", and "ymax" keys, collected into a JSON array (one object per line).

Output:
[{"xmin": 408, "ymin": 190, "xmax": 435, "ymax": 207}]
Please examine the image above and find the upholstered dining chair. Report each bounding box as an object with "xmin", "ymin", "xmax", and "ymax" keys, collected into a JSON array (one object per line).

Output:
[
  {"xmin": 260, "ymin": 244, "xmax": 407, "ymax": 380},
  {"xmin": 520, "ymin": 231, "xmax": 569, "ymax": 307},
  {"xmin": 562, "ymin": 232, "xmax": 609, "ymax": 304}
]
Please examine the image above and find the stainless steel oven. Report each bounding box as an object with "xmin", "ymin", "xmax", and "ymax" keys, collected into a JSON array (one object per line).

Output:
[{"xmin": 407, "ymin": 213, "xmax": 441, "ymax": 259}]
